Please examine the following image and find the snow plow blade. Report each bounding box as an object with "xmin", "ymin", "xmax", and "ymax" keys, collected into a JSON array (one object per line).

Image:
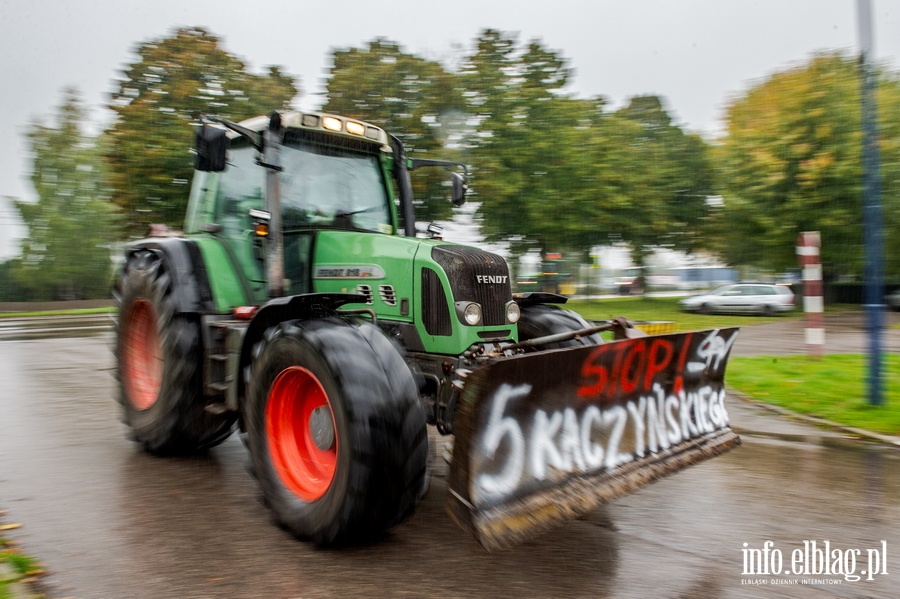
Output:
[{"xmin": 446, "ymin": 328, "xmax": 741, "ymax": 551}]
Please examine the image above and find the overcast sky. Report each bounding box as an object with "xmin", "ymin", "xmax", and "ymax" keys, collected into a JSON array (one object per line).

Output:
[{"xmin": 1, "ymin": 0, "xmax": 899, "ymax": 258}]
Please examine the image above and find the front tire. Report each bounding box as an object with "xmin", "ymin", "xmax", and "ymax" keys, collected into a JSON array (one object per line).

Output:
[
  {"xmin": 115, "ymin": 249, "xmax": 235, "ymax": 454},
  {"xmin": 245, "ymin": 317, "xmax": 427, "ymax": 546},
  {"xmin": 517, "ymin": 303, "xmax": 603, "ymax": 349}
]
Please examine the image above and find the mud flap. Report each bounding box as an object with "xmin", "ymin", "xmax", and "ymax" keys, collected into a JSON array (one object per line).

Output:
[{"xmin": 446, "ymin": 328, "xmax": 741, "ymax": 551}]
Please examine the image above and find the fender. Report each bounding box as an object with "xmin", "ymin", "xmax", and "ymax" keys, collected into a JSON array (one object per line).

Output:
[
  {"xmin": 126, "ymin": 237, "xmax": 215, "ymax": 314},
  {"xmin": 236, "ymin": 293, "xmax": 368, "ymax": 409},
  {"xmin": 513, "ymin": 292, "xmax": 568, "ymax": 308}
]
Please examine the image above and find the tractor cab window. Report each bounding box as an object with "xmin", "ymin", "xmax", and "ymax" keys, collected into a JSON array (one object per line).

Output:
[
  {"xmin": 280, "ymin": 134, "xmax": 392, "ymax": 234},
  {"xmin": 214, "ymin": 145, "xmax": 263, "ymax": 237},
  {"xmin": 211, "ymin": 144, "xmax": 266, "ymax": 284}
]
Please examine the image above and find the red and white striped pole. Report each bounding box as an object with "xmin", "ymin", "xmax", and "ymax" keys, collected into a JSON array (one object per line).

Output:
[{"xmin": 796, "ymin": 231, "xmax": 824, "ymax": 356}]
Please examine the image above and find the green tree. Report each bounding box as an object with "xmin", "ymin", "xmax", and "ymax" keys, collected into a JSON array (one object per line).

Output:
[
  {"xmin": 324, "ymin": 38, "xmax": 465, "ymax": 151},
  {"xmin": 878, "ymin": 68, "xmax": 900, "ymax": 279},
  {"xmin": 458, "ymin": 30, "xmax": 581, "ymax": 260},
  {"xmin": 469, "ymin": 95, "xmax": 615, "ymax": 261},
  {"xmin": 319, "ymin": 30, "xmax": 717, "ymax": 275},
  {"xmin": 715, "ymin": 52, "xmax": 900, "ymax": 278},
  {"xmin": 612, "ymin": 95, "xmax": 716, "ymax": 269},
  {"xmin": 461, "ymin": 32, "xmax": 714, "ymax": 271},
  {"xmin": 106, "ymin": 27, "xmax": 299, "ymax": 235},
  {"xmin": 322, "ymin": 38, "xmax": 466, "ymax": 223},
  {"xmin": 322, "ymin": 31, "xmax": 589, "ymax": 250},
  {"xmin": 0, "ymin": 259, "xmax": 32, "ymax": 301},
  {"xmin": 11, "ymin": 89, "xmax": 119, "ymax": 300}
]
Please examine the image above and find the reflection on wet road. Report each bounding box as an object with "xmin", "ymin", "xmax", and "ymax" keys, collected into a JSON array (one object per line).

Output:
[{"xmin": 0, "ymin": 332, "xmax": 897, "ymax": 598}]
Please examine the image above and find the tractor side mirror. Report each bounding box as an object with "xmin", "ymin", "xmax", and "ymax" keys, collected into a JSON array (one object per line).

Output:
[
  {"xmin": 195, "ymin": 125, "xmax": 228, "ymax": 172},
  {"xmin": 409, "ymin": 158, "xmax": 469, "ymax": 207},
  {"xmin": 451, "ymin": 172, "xmax": 467, "ymax": 207}
]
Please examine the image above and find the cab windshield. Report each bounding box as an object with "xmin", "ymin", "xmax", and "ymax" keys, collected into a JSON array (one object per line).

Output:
[{"xmin": 280, "ymin": 135, "xmax": 392, "ymax": 233}]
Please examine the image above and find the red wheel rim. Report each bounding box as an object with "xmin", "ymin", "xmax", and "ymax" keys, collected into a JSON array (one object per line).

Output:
[
  {"xmin": 122, "ymin": 299, "xmax": 162, "ymax": 411},
  {"xmin": 266, "ymin": 366, "xmax": 338, "ymax": 502}
]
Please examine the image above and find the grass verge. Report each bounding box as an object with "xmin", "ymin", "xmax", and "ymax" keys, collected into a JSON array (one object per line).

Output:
[
  {"xmin": 726, "ymin": 354, "xmax": 900, "ymax": 436},
  {"xmin": 566, "ymin": 296, "xmax": 862, "ymax": 329},
  {"xmin": 0, "ymin": 307, "xmax": 116, "ymax": 319}
]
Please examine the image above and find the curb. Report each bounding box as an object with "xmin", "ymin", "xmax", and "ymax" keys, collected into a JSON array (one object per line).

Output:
[{"xmin": 729, "ymin": 389, "xmax": 900, "ymax": 449}]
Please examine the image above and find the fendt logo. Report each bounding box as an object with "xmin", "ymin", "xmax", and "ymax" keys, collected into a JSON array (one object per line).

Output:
[{"xmin": 475, "ymin": 275, "xmax": 508, "ymax": 284}]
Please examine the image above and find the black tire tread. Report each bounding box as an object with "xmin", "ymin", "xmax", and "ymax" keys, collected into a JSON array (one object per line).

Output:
[
  {"xmin": 244, "ymin": 317, "xmax": 427, "ymax": 546},
  {"xmin": 517, "ymin": 303, "xmax": 603, "ymax": 348},
  {"xmin": 115, "ymin": 248, "xmax": 235, "ymax": 454}
]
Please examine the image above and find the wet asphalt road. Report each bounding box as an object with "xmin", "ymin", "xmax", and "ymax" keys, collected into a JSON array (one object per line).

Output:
[{"xmin": 1, "ymin": 316, "xmax": 899, "ymax": 598}]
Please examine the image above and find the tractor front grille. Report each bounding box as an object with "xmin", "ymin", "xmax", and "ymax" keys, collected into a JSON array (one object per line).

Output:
[{"xmin": 431, "ymin": 245, "xmax": 511, "ymax": 327}]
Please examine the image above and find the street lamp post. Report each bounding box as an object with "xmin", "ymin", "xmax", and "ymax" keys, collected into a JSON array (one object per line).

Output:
[{"xmin": 858, "ymin": 0, "xmax": 885, "ymax": 406}]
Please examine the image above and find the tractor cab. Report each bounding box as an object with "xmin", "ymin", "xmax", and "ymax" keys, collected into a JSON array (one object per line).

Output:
[
  {"xmin": 185, "ymin": 111, "xmax": 465, "ymax": 304},
  {"xmin": 185, "ymin": 112, "xmax": 403, "ymax": 300}
]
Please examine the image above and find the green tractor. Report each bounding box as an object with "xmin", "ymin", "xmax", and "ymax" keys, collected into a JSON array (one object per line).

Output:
[{"xmin": 115, "ymin": 111, "xmax": 740, "ymax": 550}]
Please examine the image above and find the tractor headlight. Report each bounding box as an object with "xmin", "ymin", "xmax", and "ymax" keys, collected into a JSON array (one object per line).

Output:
[
  {"xmin": 345, "ymin": 121, "xmax": 365, "ymax": 136},
  {"xmin": 456, "ymin": 302, "xmax": 483, "ymax": 326},
  {"xmin": 505, "ymin": 301, "xmax": 521, "ymax": 324},
  {"xmin": 322, "ymin": 116, "xmax": 342, "ymax": 132}
]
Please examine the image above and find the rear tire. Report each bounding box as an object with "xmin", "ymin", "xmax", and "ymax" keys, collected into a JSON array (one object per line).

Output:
[
  {"xmin": 244, "ymin": 317, "xmax": 427, "ymax": 546},
  {"xmin": 115, "ymin": 249, "xmax": 235, "ymax": 454},
  {"xmin": 517, "ymin": 303, "xmax": 603, "ymax": 349}
]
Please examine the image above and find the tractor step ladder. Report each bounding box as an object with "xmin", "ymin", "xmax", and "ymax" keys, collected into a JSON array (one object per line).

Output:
[{"xmin": 204, "ymin": 319, "xmax": 248, "ymax": 414}]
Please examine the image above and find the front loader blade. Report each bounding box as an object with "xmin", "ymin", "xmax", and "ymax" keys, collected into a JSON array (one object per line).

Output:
[{"xmin": 446, "ymin": 328, "xmax": 741, "ymax": 551}]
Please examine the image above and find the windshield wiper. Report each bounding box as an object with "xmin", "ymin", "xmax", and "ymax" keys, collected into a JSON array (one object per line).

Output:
[{"xmin": 334, "ymin": 205, "xmax": 382, "ymax": 218}]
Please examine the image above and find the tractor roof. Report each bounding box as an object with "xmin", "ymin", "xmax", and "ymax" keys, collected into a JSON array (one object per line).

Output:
[{"xmin": 231, "ymin": 111, "xmax": 390, "ymax": 148}]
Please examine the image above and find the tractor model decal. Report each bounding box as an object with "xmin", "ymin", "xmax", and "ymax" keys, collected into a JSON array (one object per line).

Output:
[{"xmin": 313, "ymin": 265, "xmax": 386, "ymax": 279}]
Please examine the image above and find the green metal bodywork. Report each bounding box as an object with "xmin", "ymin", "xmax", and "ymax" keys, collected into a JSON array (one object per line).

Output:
[
  {"xmin": 186, "ymin": 225, "xmax": 516, "ymax": 356},
  {"xmin": 314, "ymin": 231, "xmax": 516, "ymax": 355}
]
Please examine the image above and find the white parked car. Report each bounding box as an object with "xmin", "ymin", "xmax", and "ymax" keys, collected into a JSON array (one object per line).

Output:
[
  {"xmin": 888, "ymin": 289, "xmax": 900, "ymax": 311},
  {"xmin": 679, "ymin": 283, "xmax": 795, "ymax": 316}
]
